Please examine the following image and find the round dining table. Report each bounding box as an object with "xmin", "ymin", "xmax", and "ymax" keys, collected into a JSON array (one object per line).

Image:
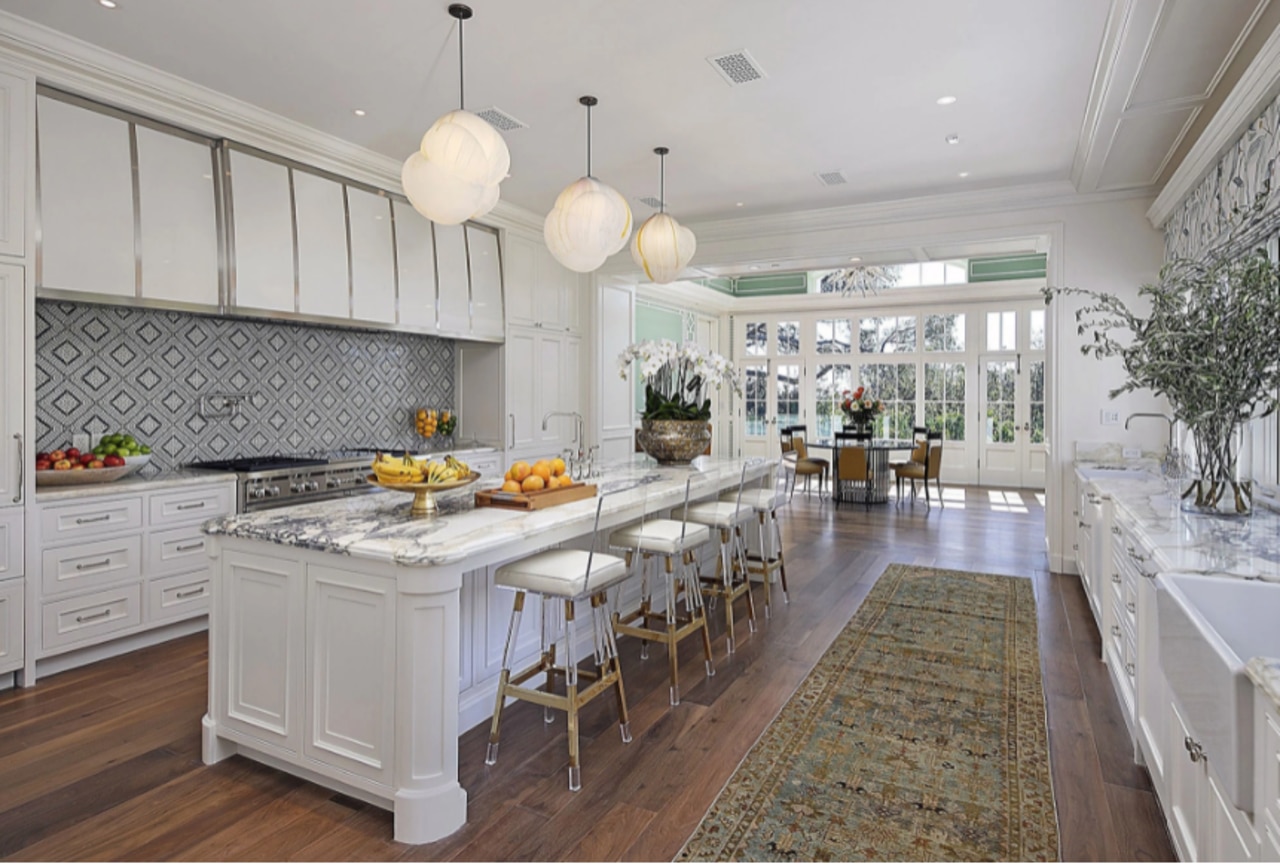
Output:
[{"xmin": 811, "ymin": 438, "xmax": 915, "ymax": 504}]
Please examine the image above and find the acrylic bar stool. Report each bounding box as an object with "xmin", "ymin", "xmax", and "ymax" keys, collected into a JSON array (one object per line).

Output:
[
  {"xmin": 486, "ymin": 494, "xmax": 632, "ymax": 792},
  {"xmin": 684, "ymin": 462, "xmax": 758, "ymax": 652},
  {"xmin": 721, "ymin": 459, "xmax": 789, "ymax": 616},
  {"xmin": 609, "ymin": 474, "xmax": 715, "ymax": 706}
]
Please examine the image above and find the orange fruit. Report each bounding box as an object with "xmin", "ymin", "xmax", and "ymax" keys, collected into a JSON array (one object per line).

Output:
[
  {"xmin": 559, "ymin": 475, "xmax": 573, "ymax": 487},
  {"xmin": 501, "ymin": 479, "xmax": 522, "ymax": 494},
  {"xmin": 504, "ymin": 469, "xmax": 513, "ymax": 482},
  {"xmin": 551, "ymin": 457, "xmax": 566, "ymax": 476},
  {"xmin": 532, "ymin": 460, "xmax": 552, "ymax": 482},
  {"xmin": 521, "ymin": 474, "xmax": 545, "ymax": 492},
  {"xmin": 511, "ymin": 461, "xmax": 531, "ymax": 482}
]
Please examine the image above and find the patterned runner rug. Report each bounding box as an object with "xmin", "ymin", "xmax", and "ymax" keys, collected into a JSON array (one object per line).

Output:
[{"xmin": 678, "ymin": 563, "xmax": 1059, "ymax": 861}]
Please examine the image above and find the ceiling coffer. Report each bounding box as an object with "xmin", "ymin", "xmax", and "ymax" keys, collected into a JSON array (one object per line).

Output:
[
  {"xmin": 475, "ymin": 107, "xmax": 527, "ymax": 131},
  {"xmin": 707, "ymin": 50, "xmax": 767, "ymax": 86},
  {"xmin": 816, "ymin": 170, "xmax": 848, "ymax": 187}
]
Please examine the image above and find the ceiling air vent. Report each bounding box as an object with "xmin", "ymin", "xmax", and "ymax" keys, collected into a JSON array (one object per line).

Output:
[
  {"xmin": 707, "ymin": 50, "xmax": 767, "ymax": 86},
  {"xmin": 475, "ymin": 106, "xmax": 527, "ymax": 131},
  {"xmin": 816, "ymin": 170, "xmax": 848, "ymax": 187},
  {"xmin": 638, "ymin": 196, "xmax": 665, "ymax": 209}
]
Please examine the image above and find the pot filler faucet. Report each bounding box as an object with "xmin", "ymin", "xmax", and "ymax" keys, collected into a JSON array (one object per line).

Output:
[
  {"xmin": 1125, "ymin": 412, "xmax": 1181, "ymax": 476},
  {"xmin": 542, "ymin": 410, "xmax": 585, "ymax": 462}
]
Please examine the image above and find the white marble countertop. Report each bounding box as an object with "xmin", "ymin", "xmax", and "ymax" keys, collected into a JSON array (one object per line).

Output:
[
  {"xmin": 205, "ymin": 456, "xmax": 769, "ymax": 567},
  {"xmin": 35, "ymin": 468, "xmax": 237, "ymax": 502},
  {"xmin": 1247, "ymin": 657, "xmax": 1280, "ymax": 712}
]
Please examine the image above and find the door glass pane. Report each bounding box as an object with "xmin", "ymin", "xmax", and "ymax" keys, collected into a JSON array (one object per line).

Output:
[
  {"xmin": 745, "ymin": 322, "xmax": 767, "ymax": 356},
  {"xmin": 924, "ymin": 313, "xmax": 965, "ymax": 352},
  {"xmin": 987, "ymin": 310, "xmax": 1016, "ymax": 351},
  {"xmin": 816, "ymin": 319, "xmax": 851, "ymax": 354},
  {"xmin": 814, "ymin": 363, "xmax": 852, "ymax": 440},
  {"xmin": 1030, "ymin": 360, "xmax": 1045, "ymax": 444},
  {"xmin": 776, "ymin": 364, "xmax": 801, "ymax": 430},
  {"xmin": 777, "ymin": 321, "xmax": 800, "ymax": 355},
  {"xmin": 924, "ymin": 362, "xmax": 966, "ymax": 441},
  {"xmin": 743, "ymin": 364, "xmax": 767, "ymax": 437},
  {"xmin": 860, "ymin": 315, "xmax": 916, "ymax": 353},
  {"xmin": 985, "ymin": 360, "xmax": 1016, "ymax": 443},
  {"xmin": 860, "ymin": 362, "xmax": 916, "ymax": 439},
  {"xmin": 1029, "ymin": 309, "xmax": 1046, "ymax": 350}
]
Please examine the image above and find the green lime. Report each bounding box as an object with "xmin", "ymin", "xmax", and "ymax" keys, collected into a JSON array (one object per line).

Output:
[{"xmin": 139, "ymin": 445, "xmax": 151, "ymax": 455}]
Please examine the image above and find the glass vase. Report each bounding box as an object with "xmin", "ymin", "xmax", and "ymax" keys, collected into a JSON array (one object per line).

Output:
[{"xmin": 1180, "ymin": 420, "xmax": 1253, "ymax": 517}]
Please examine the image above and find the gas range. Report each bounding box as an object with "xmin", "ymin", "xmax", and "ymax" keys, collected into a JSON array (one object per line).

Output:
[{"xmin": 188, "ymin": 453, "xmax": 380, "ymax": 513}]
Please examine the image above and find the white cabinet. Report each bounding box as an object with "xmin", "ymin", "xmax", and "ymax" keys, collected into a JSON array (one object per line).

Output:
[
  {"xmin": 0, "ymin": 264, "xmax": 21, "ymax": 506},
  {"xmin": 229, "ymin": 149, "xmax": 295, "ymax": 313},
  {"xmin": 0, "ymin": 66, "xmax": 32, "ymax": 259},
  {"xmin": 293, "ymin": 171, "xmax": 349, "ymax": 320},
  {"xmin": 0, "ymin": 508, "xmax": 21, "ymax": 581},
  {"xmin": 467, "ymin": 225, "xmax": 504, "ymax": 339},
  {"xmin": 505, "ymin": 325, "xmax": 581, "ymax": 458},
  {"xmin": 435, "ymin": 222, "xmax": 470, "ymax": 335},
  {"xmin": 505, "ymin": 232, "xmax": 580, "ymax": 334},
  {"xmin": 0, "ymin": 576, "xmax": 21, "ymax": 676},
  {"xmin": 1255, "ymin": 692, "xmax": 1280, "ymax": 861},
  {"xmin": 504, "ymin": 232, "xmax": 537, "ymax": 326},
  {"xmin": 135, "ymin": 125, "xmax": 219, "ymax": 307},
  {"xmin": 393, "ymin": 200, "xmax": 436, "ymax": 330},
  {"xmin": 36, "ymin": 94, "xmax": 135, "ymax": 297},
  {"xmin": 1136, "ymin": 569, "xmax": 1170, "ymax": 804},
  {"xmin": 505, "ymin": 328, "xmax": 537, "ymax": 451},
  {"xmin": 347, "ymin": 187, "xmax": 396, "ymax": 324}
]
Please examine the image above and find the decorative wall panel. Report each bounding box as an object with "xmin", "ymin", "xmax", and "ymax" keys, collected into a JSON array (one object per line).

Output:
[{"xmin": 36, "ymin": 302, "xmax": 455, "ymax": 466}]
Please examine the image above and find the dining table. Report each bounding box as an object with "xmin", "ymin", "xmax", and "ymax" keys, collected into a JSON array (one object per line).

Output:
[{"xmin": 812, "ymin": 437, "xmax": 915, "ymax": 505}]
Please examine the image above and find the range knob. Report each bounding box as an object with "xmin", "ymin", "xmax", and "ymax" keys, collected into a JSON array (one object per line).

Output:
[
  {"xmin": 326, "ymin": 477, "xmax": 341, "ymax": 488},
  {"xmin": 267, "ymin": 485, "xmax": 280, "ymax": 497},
  {"xmin": 306, "ymin": 481, "xmax": 320, "ymax": 492},
  {"xmin": 249, "ymin": 487, "xmax": 266, "ymax": 499}
]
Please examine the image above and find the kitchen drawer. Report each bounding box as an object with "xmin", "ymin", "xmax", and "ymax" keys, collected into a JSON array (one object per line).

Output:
[
  {"xmin": 41, "ymin": 497, "xmax": 143, "ymax": 543},
  {"xmin": 0, "ymin": 509, "xmax": 21, "ymax": 581},
  {"xmin": 41, "ymin": 583, "xmax": 142, "ymax": 652},
  {"xmin": 147, "ymin": 569, "xmax": 210, "ymax": 625},
  {"xmin": 149, "ymin": 486, "xmax": 232, "ymax": 528},
  {"xmin": 41, "ymin": 535, "xmax": 142, "ymax": 597},
  {"xmin": 147, "ymin": 526, "xmax": 210, "ymax": 578}
]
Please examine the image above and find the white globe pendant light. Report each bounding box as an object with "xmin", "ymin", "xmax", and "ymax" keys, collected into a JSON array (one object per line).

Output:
[
  {"xmin": 630, "ymin": 147, "xmax": 696, "ymax": 284},
  {"xmin": 544, "ymin": 96, "xmax": 632, "ymax": 273},
  {"xmin": 401, "ymin": 4, "xmax": 509, "ymax": 226}
]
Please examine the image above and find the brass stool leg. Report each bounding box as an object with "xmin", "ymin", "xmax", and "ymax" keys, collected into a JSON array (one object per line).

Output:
[
  {"xmin": 717, "ymin": 529, "xmax": 738, "ymax": 654},
  {"xmin": 771, "ymin": 509, "xmax": 790, "ymax": 603},
  {"xmin": 638, "ymin": 553, "xmax": 652, "ymax": 660},
  {"xmin": 486, "ymin": 590, "xmax": 526, "ymax": 765},
  {"xmin": 563, "ymin": 599, "xmax": 581, "ymax": 791},
  {"xmin": 736, "ymin": 524, "xmax": 758, "ymax": 632},
  {"xmin": 685, "ymin": 550, "xmax": 716, "ymax": 677},
  {"xmin": 542, "ymin": 600, "xmax": 558, "ymax": 724},
  {"xmin": 594, "ymin": 592, "xmax": 631, "ymax": 743},
  {"xmin": 755, "ymin": 512, "xmax": 773, "ymax": 618}
]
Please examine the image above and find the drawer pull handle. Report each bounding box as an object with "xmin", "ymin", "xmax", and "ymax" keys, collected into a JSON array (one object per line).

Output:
[
  {"xmin": 1126, "ymin": 601, "xmax": 1136, "ymax": 614},
  {"xmin": 75, "ymin": 608, "xmax": 112, "ymax": 624},
  {"xmin": 1078, "ymin": 520, "xmax": 1091, "ymax": 530},
  {"xmin": 1125, "ymin": 662, "xmax": 1136, "ymax": 677},
  {"xmin": 1125, "ymin": 545, "xmax": 1146, "ymax": 562},
  {"xmin": 75, "ymin": 559, "xmax": 112, "ymax": 571},
  {"xmin": 175, "ymin": 587, "xmax": 206, "ymax": 600},
  {"xmin": 175, "ymin": 542, "xmax": 204, "ymax": 553},
  {"xmin": 176, "ymin": 501, "xmax": 207, "ymax": 511},
  {"xmin": 1184, "ymin": 736, "xmax": 1206, "ymax": 763},
  {"xmin": 1111, "ymin": 526, "xmax": 1122, "ymax": 536},
  {"xmin": 1111, "ymin": 625, "xmax": 1121, "ymax": 637},
  {"xmin": 1111, "ymin": 574, "xmax": 1122, "ymax": 585},
  {"xmin": 75, "ymin": 515, "xmax": 112, "ymax": 525}
]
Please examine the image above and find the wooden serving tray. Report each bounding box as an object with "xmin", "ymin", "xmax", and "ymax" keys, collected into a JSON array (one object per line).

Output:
[{"xmin": 475, "ymin": 482, "xmax": 598, "ymax": 511}]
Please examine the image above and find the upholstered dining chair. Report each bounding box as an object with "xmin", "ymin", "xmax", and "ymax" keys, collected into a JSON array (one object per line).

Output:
[
  {"xmin": 889, "ymin": 426, "xmax": 929, "ymax": 500},
  {"xmin": 834, "ymin": 430, "xmax": 872, "ymax": 510},
  {"xmin": 779, "ymin": 425, "xmax": 828, "ymax": 500},
  {"xmin": 892, "ymin": 429, "xmax": 944, "ymax": 505}
]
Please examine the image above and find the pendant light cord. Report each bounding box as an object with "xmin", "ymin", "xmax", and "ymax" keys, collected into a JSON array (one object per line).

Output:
[
  {"xmin": 659, "ymin": 151, "xmax": 666, "ymax": 213},
  {"xmin": 586, "ymin": 103, "xmax": 592, "ymax": 178},
  {"xmin": 457, "ymin": 17, "xmax": 465, "ymax": 110}
]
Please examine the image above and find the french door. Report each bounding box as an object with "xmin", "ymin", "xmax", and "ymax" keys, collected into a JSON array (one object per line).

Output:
[{"xmin": 978, "ymin": 350, "xmax": 1046, "ymax": 488}]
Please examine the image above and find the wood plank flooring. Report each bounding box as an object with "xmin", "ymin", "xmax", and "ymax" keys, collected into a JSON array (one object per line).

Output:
[{"xmin": 0, "ymin": 486, "xmax": 1176, "ymax": 861}]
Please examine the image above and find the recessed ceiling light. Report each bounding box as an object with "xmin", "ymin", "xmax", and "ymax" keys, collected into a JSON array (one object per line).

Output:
[
  {"xmin": 353, "ymin": 109, "xmax": 367, "ymax": 117},
  {"xmin": 849, "ymin": 256, "xmax": 862, "ymax": 263},
  {"xmin": 748, "ymin": 265, "xmax": 760, "ymax": 271},
  {"xmin": 98, "ymin": 0, "xmax": 118, "ymax": 7},
  {"xmin": 936, "ymin": 95, "xmax": 956, "ymax": 105},
  {"xmin": 945, "ymin": 134, "xmax": 960, "ymax": 145},
  {"xmin": 735, "ymin": 202, "xmax": 745, "ymax": 208},
  {"xmin": 958, "ymin": 171, "xmax": 970, "ymax": 178}
]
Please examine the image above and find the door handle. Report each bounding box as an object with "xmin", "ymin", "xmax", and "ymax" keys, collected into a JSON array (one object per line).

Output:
[
  {"xmin": 13, "ymin": 433, "xmax": 22, "ymax": 504},
  {"xmin": 509, "ymin": 413, "xmax": 516, "ymax": 449}
]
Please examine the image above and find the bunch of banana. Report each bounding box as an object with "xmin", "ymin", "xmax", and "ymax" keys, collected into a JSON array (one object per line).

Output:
[
  {"xmin": 444, "ymin": 454, "xmax": 470, "ymax": 477},
  {"xmin": 372, "ymin": 452, "xmax": 423, "ymax": 485},
  {"xmin": 421, "ymin": 459, "xmax": 459, "ymax": 484}
]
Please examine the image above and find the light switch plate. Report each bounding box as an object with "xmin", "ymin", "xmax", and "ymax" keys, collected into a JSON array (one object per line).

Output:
[
  {"xmin": 1101, "ymin": 410, "xmax": 1121, "ymax": 425},
  {"xmin": 1122, "ymin": 446, "xmax": 1142, "ymax": 459}
]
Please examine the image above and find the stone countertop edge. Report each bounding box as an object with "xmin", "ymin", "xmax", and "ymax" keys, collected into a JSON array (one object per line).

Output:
[
  {"xmin": 35, "ymin": 468, "xmax": 239, "ymax": 501},
  {"xmin": 1246, "ymin": 657, "xmax": 1280, "ymax": 713}
]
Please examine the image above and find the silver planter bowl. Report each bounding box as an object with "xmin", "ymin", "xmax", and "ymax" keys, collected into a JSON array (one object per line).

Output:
[{"xmin": 637, "ymin": 419, "xmax": 711, "ymax": 465}]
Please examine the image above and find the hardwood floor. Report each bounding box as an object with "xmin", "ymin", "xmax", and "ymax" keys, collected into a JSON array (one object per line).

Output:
[{"xmin": 0, "ymin": 486, "xmax": 1176, "ymax": 862}]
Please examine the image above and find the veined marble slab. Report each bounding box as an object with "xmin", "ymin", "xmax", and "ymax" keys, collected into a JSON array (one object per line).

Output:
[
  {"xmin": 1247, "ymin": 657, "xmax": 1280, "ymax": 712},
  {"xmin": 36, "ymin": 467, "xmax": 237, "ymax": 501},
  {"xmin": 204, "ymin": 456, "xmax": 772, "ymax": 568}
]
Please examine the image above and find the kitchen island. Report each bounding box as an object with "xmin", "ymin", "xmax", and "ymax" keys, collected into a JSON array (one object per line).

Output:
[{"xmin": 200, "ymin": 456, "xmax": 768, "ymax": 844}]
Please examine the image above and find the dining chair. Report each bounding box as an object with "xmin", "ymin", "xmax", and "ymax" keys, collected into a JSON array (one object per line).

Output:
[
  {"xmin": 833, "ymin": 430, "xmax": 872, "ymax": 510},
  {"xmin": 889, "ymin": 426, "xmax": 929, "ymax": 500},
  {"xmin": 893, "ymin": 429, "xmax": 944, "ymax": 505},
  {"xmin": 780, "ymin": 425, "xmax": 827, "ymax": 500}
]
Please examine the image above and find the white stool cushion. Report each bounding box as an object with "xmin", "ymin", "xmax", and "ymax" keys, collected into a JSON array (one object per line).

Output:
[
  {"xmin": 678, "ymin": 500, "xmax": 750, "ymax": 528},
  {"xmin": 721, "ymin": 489, "xmax": 779, "ymax": 512},
  {"xmin": 495, "ymin": 549, "xmax": 629, "ymax": 598},
  {"xmin": 609, "ymin": 518, "xmax": 710, "ymax": 554}
]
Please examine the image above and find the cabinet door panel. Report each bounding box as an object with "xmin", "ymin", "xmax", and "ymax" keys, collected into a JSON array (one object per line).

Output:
[
  {"xmin": 536, "ymin": 333, "xmax": 564, "ymax": 446},
  {"xmin": 506, "ymin": 330, "xmax": 536, "ymax": 450},
  {"xmin": 0, "ymin": 69, "xmax": 30, "ymax": 259},
  {"xmin": 0, "ymin": 265, "xmax": 21, "ymax": 505},
  {"xmin": 392, "ymin": 200, "xmax": 436, "ymax": 329},
  {"xmin": 435, "ymin": 222, "xmax": 469, "ymax": 335},
  {"xmin": 0, "ymin": 508, "xmax": 20, "ymax": 580},
  {"xmin": 474, "ymin": 564, "xmax": 542, "ymax": 683},
  {"xmin": 294, "ymin": 171, "xmax": 350, "ymax": 320},
  {"xmin": 504, "ymin": 233, "xmax": 536, "ymax": 326},
  {"xmin": 135, "ymin": 126, "xmax": 219, "ymax": 306},
  {"xmin": 466, "ymin": 225, "xmax": 503, "ymax": 339},
  {"xmin": 347, "ymin": 187, "xmax": 396, "ymax": 324},
  {"xmin": 229, "ymin": 150, "xmax": 294, "ymax": 312},
  {"xmin": 0, "ymin": 577, "xmax": 22, "ymax": 676},
  {"xmin": 535, "ymin": 246, "xmax": 571, "ymax": 331},
  {"xmin": 37, "ymin": 95, "xmax": 134, "ymax": 296}
]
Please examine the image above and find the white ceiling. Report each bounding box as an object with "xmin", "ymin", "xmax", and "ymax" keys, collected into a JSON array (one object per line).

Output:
[{"xmin": 0, "ymin": 0, "xmax": 1268, "ymax": 231}]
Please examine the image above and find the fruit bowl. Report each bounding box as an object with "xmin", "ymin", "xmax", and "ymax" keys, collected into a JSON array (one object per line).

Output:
[
  {"xmin": 35, "ymin": 465, "xmax": 136, "ymax": 487},
  {"xmin": 123, "ymin": 453, "xmax": 152, "ymax": 468},
  {"xmin": 367, "ymin": 471, "xmax": 481, "ymax": 517}
]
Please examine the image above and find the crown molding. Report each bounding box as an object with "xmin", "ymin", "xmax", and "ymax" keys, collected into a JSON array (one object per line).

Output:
[
  {"xmin": 1147, "ymin": 11, "xmax": 1280, "ymax": 228},
  {"xmin": 634, "ymin": 280, "xmax": 734, "ymax": 316},
  {"xmin": 0, "ymin": 9, "xmax": 545, "ymax": 234}
]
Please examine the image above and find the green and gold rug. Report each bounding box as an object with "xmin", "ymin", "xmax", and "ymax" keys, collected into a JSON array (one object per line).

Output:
[{"xmin": 678, "ymin": 563, "xmax": 1059, "ymax": 862}]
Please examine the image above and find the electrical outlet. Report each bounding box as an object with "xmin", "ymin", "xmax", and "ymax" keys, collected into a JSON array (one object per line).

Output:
[
  {"xmin": 1122, "ymin": 446, "xmax": 1142, "ymax": 459},
  {"xmin": 72, "ymin": 433, "xmax": 91, "ymax": 452},
  {"xmin": 1101, "ymin": 410, "xmax": 1121, "ymax": 426}
]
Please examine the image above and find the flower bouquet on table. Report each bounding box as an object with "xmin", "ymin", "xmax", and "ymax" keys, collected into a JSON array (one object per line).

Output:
[{"xmin": 840, "ymin": 387, "xmax": 885, "ymax": 434}]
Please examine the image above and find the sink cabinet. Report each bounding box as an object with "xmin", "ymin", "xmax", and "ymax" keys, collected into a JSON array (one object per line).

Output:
[
  {"xmin": 1167, "ymin": 698, "xmax": 1259, "ymax": 861},
  {"xmin": 1255, "ymin": 688, "xmax": 1280, "ymax": 860}
]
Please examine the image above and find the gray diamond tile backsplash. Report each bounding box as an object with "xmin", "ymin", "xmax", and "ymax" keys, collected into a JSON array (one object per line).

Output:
[{"xmin": 36, "ymin": 301, "xmax": 456, "ymax": 467}]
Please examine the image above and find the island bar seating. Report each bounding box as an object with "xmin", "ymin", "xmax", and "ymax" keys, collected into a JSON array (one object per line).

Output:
[
  {"xmin": 780, "ymin": 425, "xmax": 828, "ymax": 499},
  {"xmin": 892, "ymin": 429, "xmax": 944, "ymax": 504},
  {"xmin": 721, "ymin": 459, "xmax": 789, "ymax": 616},
  {"xmin": 682, "ymin": 462, "xmax": 759, "ymax": 652},
  {"xmin": 833, "ymin": 430, "xmax": 873, "ymax": 510},
  {"xmin": 609, "ymin": 476, "xmax": 716, "ymax": 705},
  {"xmin": 486, "ymin": 494, "xmax": 634, "ymax": 791}
]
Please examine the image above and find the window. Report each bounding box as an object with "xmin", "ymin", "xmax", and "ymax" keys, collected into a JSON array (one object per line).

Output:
[
  {"xmin": 745, "ymin": 322, "xmax": 767, "ymax": 356},
  {"xmin": 859, "ymin": 315, "xmax": 917, "ymax": 353},
  {"xmin": 987, "ymin": 310, "xmax": 1016, "ymax": 351},
  {"xmin": 1030, "ymin": 360, "xmax": 1045, "ymax": 444},
  {"xmin": 816, "ymin": 318, "xmax": 852, "ymax": 354},
  {"xmin": 860, "ymin": 363, "xmax": 916, "ymax": 439},
  {"xmin": 923, "ymin": 313, "xmax": 965, "ymax": 352},
  {"xmin": 924, "ymin": 362, "xmax": 966, "ymax": 441},
  {"xmin": 814, "ymin": 363, "xmax": 852, "ymax": 440},
  {"xmin": 743, "ymin": 364, "xmax": 768, "ymax": 437},
  {"xmin": 776, "ymin": 364, "xmax": 801, "ymax": 430},
  {"xmin": 1029, "ymin": 309, "xmax": 1045, "ymax": 350},
  {"xmin": 777, "ymin": 321, "xmax": 800, "ymax": 355},
  {"xmin": 984, "ymin": 359, "xmax": 1016, "ymax": 443}
]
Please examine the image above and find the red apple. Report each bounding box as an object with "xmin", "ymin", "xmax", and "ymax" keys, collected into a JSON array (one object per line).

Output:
[
  {"xmin": 35, "ymin": 452, "xmax": 50, "ymax": 462},
  {"xmin": 53, "ymin": 458, "xmax": 72, "ymax": 470},
  {"xmin": 103, "ymin": 455, "xmax": 126, "ymax": 468},
  {"xmin": 87, "ymin": 459, "xmax": 105, "ymax": 469},
  {"xmin": 66, "ymin": 448, "xmax": 81, "ymax": 460},
  {"xmin": 49, "ymin": 450, "xmax": 66, "ymax": 462},
  {"xmin": 70, "ymin": 464, "xmax": 85, "ymax": 471},
  {"xmin": 35, "ymin": 459, "xmax": 51, "ymax": 470}
]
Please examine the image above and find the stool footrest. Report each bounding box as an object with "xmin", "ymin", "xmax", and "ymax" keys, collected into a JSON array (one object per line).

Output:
[{"xmin": 614, "ymin": 617, "xmax": 706, "ymax": 645}]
